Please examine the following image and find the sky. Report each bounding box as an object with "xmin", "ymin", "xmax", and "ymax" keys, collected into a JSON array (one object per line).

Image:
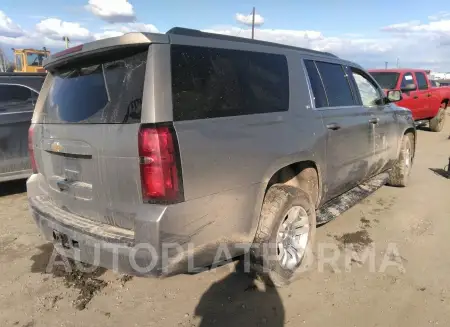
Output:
[{"xmin": 1, "ymin": 0, "xmax": 450, "ymax": 71}]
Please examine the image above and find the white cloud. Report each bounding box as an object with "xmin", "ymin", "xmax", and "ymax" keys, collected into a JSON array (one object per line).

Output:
[
  {"xmin": 203, "ymin": 26, "xmax": 389, "ymax": 55},
  {"xmin": 0, "ymin": 34, "xmax": 66, "ymax": 49},
  {"xmin": 0, "ymin": 10, "xmax": 162, "ymax": 64},
  {"xmin": 36, "ymin": 18, "xmax": 92, "ymax": 41},
  {"xmin": 378, "ymin": 17, "xmax": 450, "ymax": 70},
  {"xmin": 203, "ymin": 22, "xmax": 450, "ymax": 71},
  {"xmin": 0, "ymin": 10, "xmax": 24, "ymax": 37},
  {"xmin": 2, "ymin": 8, "xmax": 450, "ymax": 71},
  {"xmin": 93, "ymin": 30, "xmax": 124, "ymax": 40},
  {"xmin": 428, "ymin": 11, "xmax": 450, "ymax": 21},
  {"xmin": 106, "ymin": 22, "xmax": 158, "ymax": 34},
  {"xmin": 94, "ymin": 23, "xmax": 158, "ymax": 40},
  {"xmin": 383, "ymin": 19, "xmax": 450, "ymax": 34},
  {"xmin": 235, "ymin": 13, "xmax": 264, "ymax": 26},
  {"xmin": 86, "ymin": 0, "xmax": 135, "ymax": 23}
]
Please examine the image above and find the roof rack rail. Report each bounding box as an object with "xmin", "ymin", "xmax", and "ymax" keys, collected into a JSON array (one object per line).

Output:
[{"xmin": 166, "ymin": 27, "xmax": 338, "ymax": 58}]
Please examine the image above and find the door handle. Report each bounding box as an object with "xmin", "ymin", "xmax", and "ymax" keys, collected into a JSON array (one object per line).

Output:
[
  {"xmin": 426, "ymin": 94, "xmax": 432, "ymax": 97},
  {"xmin": 413, "ymin": 96, "xmax": 419, "ymax": 99},
  {"xmin": 369, "ymin": 117, "xmax": 379, "ymax": 125},
  {"xmin": 326, "ymin": 123, "xmax": 341, "ymax": 131}
]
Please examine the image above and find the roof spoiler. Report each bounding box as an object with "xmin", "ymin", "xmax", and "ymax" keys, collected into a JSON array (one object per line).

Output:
[{"xmin": 44, "ymin": 32, "xmax": 169, "ymax": 69}]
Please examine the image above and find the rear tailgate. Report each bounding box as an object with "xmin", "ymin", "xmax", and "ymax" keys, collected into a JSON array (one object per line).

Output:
[{"xmin": 31, "ymin": 44, "xmax": 152, "ymax": 230}]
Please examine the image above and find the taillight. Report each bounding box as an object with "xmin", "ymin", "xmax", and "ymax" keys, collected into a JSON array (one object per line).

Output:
[
  {"xmin": 138, "ymin": 125, "xmax": 183, "ymax": 203},
  {"xmin": 28, "ymin": 125, "xmax": 38, "ymax": 173}
]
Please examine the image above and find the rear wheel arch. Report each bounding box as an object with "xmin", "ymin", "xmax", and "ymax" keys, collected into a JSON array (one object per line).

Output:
[
  {"xmin": 248, "ymin": 160, "xmax": 322, "ymax": 246},
  {"xmin": 264, "ymin": 160, "xmax": 322, "ymax": 209},
  {"xmin": 441, "ymin": 98, "xmax": 449, "ymax": 109}
]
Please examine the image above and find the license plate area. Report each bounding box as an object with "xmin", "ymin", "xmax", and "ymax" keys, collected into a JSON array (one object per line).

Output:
[{"xmin": 52, "ymin": 230, "xmax": 79, "ymax": 249}]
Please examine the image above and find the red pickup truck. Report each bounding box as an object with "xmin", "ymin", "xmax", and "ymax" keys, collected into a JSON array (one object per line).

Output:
[{"xmin": 368, "ymin": 69, "xmax": 449, "ymax": 132}]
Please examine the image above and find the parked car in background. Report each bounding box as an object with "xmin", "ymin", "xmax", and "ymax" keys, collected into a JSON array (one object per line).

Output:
[
  {"xmin": 430, "ymin": 80, "xmax": 440, "ymax": 88},
  {"xmin": 369, "ymin": 69, "xmax": 450, "ymax": 132},
  {"xmin": 0, "ymin": 72, "xmax": 46, "ymax": 182},
  {"xmin": 436, "ymin": 79, "xmax": 450, "ymax": 87},
  {"xmin": 27, "ymin": 28, "xmax": 415, "ymax": 286}
]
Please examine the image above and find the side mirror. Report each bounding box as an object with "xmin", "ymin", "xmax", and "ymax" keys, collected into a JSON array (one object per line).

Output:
[
  {"xmin": 401, "ymin": 83, "xmax": 417, "ymax": 92},
  {"xmin": 387, "ymin": 90, "xmax": 402, "ymax": 102}
]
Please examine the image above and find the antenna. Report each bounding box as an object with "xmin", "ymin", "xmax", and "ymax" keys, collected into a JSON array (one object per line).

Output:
[
  {"xmin": 251, "ymin": 7, "xmax": 256, "ymax": 40},
  {"xmin": 62, "ymin": 36, "xmax": 70, "ymax": 49}
]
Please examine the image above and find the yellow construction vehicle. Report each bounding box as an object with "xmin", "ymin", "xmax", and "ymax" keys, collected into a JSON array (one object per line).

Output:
[{"xmin": 13, "ymin": 48, "xmax": 50, "ymax": 73}]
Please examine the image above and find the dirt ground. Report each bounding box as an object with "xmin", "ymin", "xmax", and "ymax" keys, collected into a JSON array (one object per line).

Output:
[{"xmin": 1, "ymin": 122, "xmax": 450, "ymax": 327}]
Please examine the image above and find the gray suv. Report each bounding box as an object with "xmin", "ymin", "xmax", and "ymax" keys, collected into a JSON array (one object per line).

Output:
[
  {"xmin": 27, "ymin": 28, "xmax": 415, "ymax": 286},
  {"xmin": 0, "ymin": 73, "xmax": 45, "ymax": 182}
]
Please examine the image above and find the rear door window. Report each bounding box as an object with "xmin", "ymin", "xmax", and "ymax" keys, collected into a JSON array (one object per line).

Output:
[
  {"xmin": 415, "ymin": 72, "xmax": 428, "ymax": 90},
  {"xmin": 0, "ymin": 84, "xmax": 36, "ymax": 113},
  {"xmin": 171, "ymin": 45, "xmax": 289, "ymax": 121},
  {"xmin": 304, "ymin": 60, "xmax": 328, "ymax": 108},
  {"xmin": 315, "ymin": 61, "xmax": 356, "ymax": 107},
  {"xmin": 35, "ymin": 48, "xmax": 148, "ymax": 124}
]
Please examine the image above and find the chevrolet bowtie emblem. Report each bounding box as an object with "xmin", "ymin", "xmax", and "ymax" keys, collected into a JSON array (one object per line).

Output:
[{"xmin": 51, "ymin": 141, "xmax": 63, "ymax": 153}]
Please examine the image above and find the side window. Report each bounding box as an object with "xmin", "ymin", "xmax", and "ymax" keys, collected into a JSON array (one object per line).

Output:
[
  {"xmin": 315, "ymin": 61, "xmax": 355, "ymax": 107},
  {"xmin": 351, "ymin": 69, "xmax": 382, "ymax": 107},
  {"xmin": 0, "ymin": 84, "xmax": 34, "ymax": 112},
  {"xmin": 304, "ymin": 60, "xmax": 327, "ymax": 108},
  {"xmin": 415, "ymin": 72, "xmax": 428, "ymax": 90},
  {"xmin": 171, "ymin": 45, "xmax": 290, "ymax": 121},
  {"xmin": 400, "ymin": 72, "xmax": 415, "ymax": 89},
  {"xmin": 15, "ymin": 55, "xmax": 23, "ymax": 72},
  {"xmin": 27, "ymin": 53, "xmax": 45, "ymax": 66}
]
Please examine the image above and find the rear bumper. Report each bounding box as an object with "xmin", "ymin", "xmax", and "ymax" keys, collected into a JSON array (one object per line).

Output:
[
  {"xmin": 27, "ymin": 174, "xmax": 165, "ymax": 276},
  {"xmin": 29, "ymin": 196, "xmax": 162, "ymax": 276}
]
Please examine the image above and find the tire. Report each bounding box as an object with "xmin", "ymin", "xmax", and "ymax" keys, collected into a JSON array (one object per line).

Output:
[
  {"xmin": 251, "ymin": 184, "xmax": 316, "ymax": 287},
  {"xmin": 429, "ymin": 107, "xmax": 446, "ymax": 132},
  {"xmin": 388, "ymin": 134, "xmax": 414, "ymax": 187}
]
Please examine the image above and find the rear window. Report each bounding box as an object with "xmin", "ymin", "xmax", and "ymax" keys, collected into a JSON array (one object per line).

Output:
[
  {"xmin": 35, "ymin": 48, "xmax": 148, "ymax": 124},
  {"xmin": 171, "ymin": 45, "xmax": 289, "ymax": 121},
  {"xmin": 370, "ymin": 72, "xmax": 400, "ymax": 90}
]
